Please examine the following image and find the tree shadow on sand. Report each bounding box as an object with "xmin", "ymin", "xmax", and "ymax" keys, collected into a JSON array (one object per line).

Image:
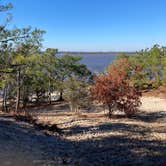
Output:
[
  {"xmin": 133, "ymin": 110, "xmax": 166, "ymax": 123},
  {"xmin": 0, "ymin": 113, "xmax": 165, "ymax": 166}
]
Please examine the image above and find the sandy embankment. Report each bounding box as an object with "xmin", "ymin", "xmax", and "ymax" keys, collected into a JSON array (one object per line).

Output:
[{"xmin": 140, "ymin": 96, "xmax": 166, "ymax": 112}]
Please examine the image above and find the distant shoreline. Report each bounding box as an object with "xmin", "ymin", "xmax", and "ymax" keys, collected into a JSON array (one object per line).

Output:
[{"xmin": 59, "ymin": 51, "xmax": 136, "ymax": 55}]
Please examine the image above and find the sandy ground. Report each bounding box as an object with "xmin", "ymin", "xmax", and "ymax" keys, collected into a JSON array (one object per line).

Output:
[
  {"xmin": 140, "ymin": 97, "xmax": 166, "ymax": 112},
  {"xmin": 0, "ymin": 96, "xmax": 166, "ymax": 165}
]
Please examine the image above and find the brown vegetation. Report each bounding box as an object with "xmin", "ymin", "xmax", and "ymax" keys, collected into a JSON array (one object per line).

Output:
[{"xmin": 91, "ymin": 58, "xmax": 141, "ymax": 117}]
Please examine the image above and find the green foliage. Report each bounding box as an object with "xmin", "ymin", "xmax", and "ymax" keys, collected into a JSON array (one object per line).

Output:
[
  {"xmin": 116, "ymin": 45, "xmax": 166, "ymax": 90},
  {"xmin": 0, "ymin": 20, "xmax": 92, "ymax": 110},
  {"xmin": 54, "ymin": 55, "xmax": 92, "ymax": 100},
  {"xmin": 0, "ymin": 2, "xmax": 47, "ymax": 111},
  {"xmin": 63, "ymin": 76, "xmax": 90, "ymax": 113},
  {"xmin": 0, "ymin": 2, "xmax": 13, "ymax": 12}
]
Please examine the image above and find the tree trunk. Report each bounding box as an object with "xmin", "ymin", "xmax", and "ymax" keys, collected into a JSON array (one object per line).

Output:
[
  {"xmin": 69, "ymin": 103, "xmax": 73, "ymax": 112},
  {"xmin": 108, "ymin": 103, "xmax": 114, "ymax": 117},
  {"xmin": 59, "ymin": 90, "xmax": 64, "ymax": 101},
  {"xmin": 36, "ymin": 90, "xmax": 39, "ymax": 104},
  {"xmin": 48, "ymin": 91, "xmax": 51, "ymax": 104},
  {"xmin": 2, "ymin": 84, "xmax": 7, "ymax": 112},
  {"xmin": 15, "ymin": 69, "xmax": 21, "ymax": 112},
  {"xmin": 2, "ymin": 86, "xmax": 5, "ymax": 112},
  {"xmin": 48, "ymin": 76, "xmax": 51, "ymax": 104},
  {"xmin": 4, "ymin": 85, "xmax": 8, "ymax": 112},
  {"xmin": 75, "ymin": 105, "xmax": 79, "ymax": 114},
  {"xmin": 22, "ymin": 86, "xmax": 28, "ymax": 108}
]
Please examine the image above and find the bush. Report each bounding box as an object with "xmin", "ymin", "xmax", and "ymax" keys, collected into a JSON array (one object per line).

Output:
[{"xmin": 91, "ymin": 58, "xmax": 141, "ymax": 117}]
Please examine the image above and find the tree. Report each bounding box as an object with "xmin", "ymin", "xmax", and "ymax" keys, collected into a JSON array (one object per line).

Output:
[
  {"xmin": 41, "ymin": 48, "xmax": 58, "ymax": 104},
  {"xmin": 91, "ymin": 58, "xmax": 141, "ymax": 117},
  {"xmin": 12, "ymin": 29, "xmax": 45, "ymax": 112},
  {"xmin": 0, "ymin": 30, "xmax": 45, "ymax": 112},
  {"xmin": 63, "ymin": 76, "xmax": 90, "ymax": 113},
  {"xmin": 55, "ymin": 55, "xmax": 92, "ymax": 100},
  {"xmin": 115, "ymin": 45, "xmax": 166, "ymax": 90},
  {"xmin": 0, "ymin": 1, "xmax": 46, "ymax": 112}
]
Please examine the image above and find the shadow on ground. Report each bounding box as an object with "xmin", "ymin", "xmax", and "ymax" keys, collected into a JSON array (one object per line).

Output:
[
  {"xmin": 134, "ymin": 110, "xmax": 166, "ymax": 123},
  {"xmin": 0, "ymin": 112, "xmax": 165, "ymax": 166}
]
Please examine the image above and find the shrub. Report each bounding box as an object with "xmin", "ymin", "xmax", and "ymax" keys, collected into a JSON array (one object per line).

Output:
[{"xmin": 91, "ymin": 58, "xmax": 141, "ymax": 117}]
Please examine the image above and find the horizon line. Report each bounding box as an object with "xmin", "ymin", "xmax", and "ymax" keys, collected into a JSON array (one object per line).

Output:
[{"xmin": 58, "ymin": 51, "xmax": 136, "ymax": 54}]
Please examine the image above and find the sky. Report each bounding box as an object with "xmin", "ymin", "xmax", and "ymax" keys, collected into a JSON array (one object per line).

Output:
[{"xmin": 3, "ymin": 0, "xmax": 166, "ymax": 51}]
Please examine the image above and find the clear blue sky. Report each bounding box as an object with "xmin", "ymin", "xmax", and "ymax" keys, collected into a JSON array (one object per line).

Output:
[{"xmin": 4, "ymin": 0, "xmax": 166, "ymax": 51}]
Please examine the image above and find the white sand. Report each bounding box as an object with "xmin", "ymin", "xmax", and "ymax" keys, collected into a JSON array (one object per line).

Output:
[{"xmin": 140, "ymin": 96, "xmax": 166, "ymax": 112}]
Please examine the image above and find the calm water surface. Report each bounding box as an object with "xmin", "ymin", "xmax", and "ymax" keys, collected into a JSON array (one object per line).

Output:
[{"xmin": 58, "ymin": 53, "xmax": 116, "ymax": 73}]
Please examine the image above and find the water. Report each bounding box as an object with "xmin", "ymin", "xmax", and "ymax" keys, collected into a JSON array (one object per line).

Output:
[
  {"xmin": 80, "ymin": 53, "xmax": 116, "ymax": 73},
  {"xmin": 58, "ymin": 53, "xmax": 116, "ymax": 73}
]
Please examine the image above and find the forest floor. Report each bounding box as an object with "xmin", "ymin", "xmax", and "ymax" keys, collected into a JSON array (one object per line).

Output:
[{"xmin": 0, "ymin": 96, "xmax": 166, "ymax": 166}]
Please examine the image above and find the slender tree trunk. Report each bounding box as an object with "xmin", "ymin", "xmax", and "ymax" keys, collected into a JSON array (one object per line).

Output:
[
  {"xmin": 108, "ymin": 103, "xmax": 114, "ymax": 117},
  {"xmin": 2, "ymin": 83, "xmax": 8, "ymax": 112},
  {"xmin": 36, "ymin": 90, "xmax": 39, "ymax": 104},
  {"xmin": 69, "ymin": 103, "xmax": 73, "ymax": 112},
  {"xmin": 2, "ymin": 86, "xmax": 5, "ymax": 112},
  {"xmin": 48, "ymin": 76, "xmax": 51, "ymax": 104},
  {"xmin": 2, "ymin": 85, "xmax": 6, "ymax": 112},
  {"xmin": 59, "ymin": 90, "xmax": 63, "ymax": 101},
  {"xmin": 22, "ymin": 88, "xmax": 29, "ymax": 109},
  {"xmin": 15, "ymin": 69, "xmax": 21, "ymax": 112},
  {"xmin": 75, "ymin": 105, "xmax": 79, "ymax": 114},
  {"xmin": 48, "ymin": 91, "xmax": 51, "ymax": 104},
  {"xmin": 4, "ymin": 84, "xmax": 8, "ymax": 112}
]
